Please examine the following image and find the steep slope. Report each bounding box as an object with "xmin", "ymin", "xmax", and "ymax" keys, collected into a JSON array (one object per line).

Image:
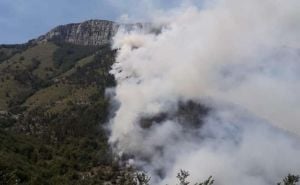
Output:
[
  {"xmin": 0, "ymin": 21, "xmax": 126, "ymax": 185},
  {"xmin": 33, "ymin": 20, "xmax": 118, "ymax": 46},
  {"xmin": 0, "ymin": 19, "xmax": 159, "ymax": 185}
]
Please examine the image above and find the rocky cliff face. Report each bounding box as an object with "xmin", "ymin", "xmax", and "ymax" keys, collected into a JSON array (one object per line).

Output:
[
  {"xmin": 32, "ymin": 20, "xmax": 160, "ymax": 46},
  {"xmin": 35, "ymin": 20, "xmax": 119, "ymax": 46}
]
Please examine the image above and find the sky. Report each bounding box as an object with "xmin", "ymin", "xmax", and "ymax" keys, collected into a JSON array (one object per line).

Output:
[{"xmin": 0, "ymin": 0, "xmax": 183, "ymax": 44}]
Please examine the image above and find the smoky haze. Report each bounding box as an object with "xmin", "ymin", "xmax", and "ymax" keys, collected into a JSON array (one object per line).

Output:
[{"xmin": 107, "ymin": 0, "xmax": 300, "ymax": 184}]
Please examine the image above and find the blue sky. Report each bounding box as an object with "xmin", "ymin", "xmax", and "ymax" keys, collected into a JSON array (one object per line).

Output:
[{"xmin": 0, "ymin": 0, "xmax": 186, "ymax": 44}]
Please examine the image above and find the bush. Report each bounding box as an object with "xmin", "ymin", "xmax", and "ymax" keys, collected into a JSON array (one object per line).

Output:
[
  {"xmin": 52, "ymin": 42, "xmax": 99, "ymax": 72},
  {"xmin": 278, "ymin": 174, "xmax": 300, "ymax": 185}
]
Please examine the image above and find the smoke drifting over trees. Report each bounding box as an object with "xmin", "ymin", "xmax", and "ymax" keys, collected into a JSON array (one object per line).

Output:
[{"xmin": 108, "ymin": 0, "xmax": 300, "ymax": 185}]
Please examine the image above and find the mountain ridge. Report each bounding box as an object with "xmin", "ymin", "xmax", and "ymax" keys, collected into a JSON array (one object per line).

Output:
[
  {"xmin": 0, "ymin": 19, "xmax": 124, "ymax": 184},
  {"xmin": 0, "ymin": 18, "xmax": 158, "ymax": 184},
  {"xmin": 33, "ymin": 20, "xmax": 119, "ymax": 46}
]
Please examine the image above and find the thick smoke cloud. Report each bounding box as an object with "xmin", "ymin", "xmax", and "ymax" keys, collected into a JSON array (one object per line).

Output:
[{"xmin": 108, "ymin": 0, "xmax": 300, "ymax": 184}]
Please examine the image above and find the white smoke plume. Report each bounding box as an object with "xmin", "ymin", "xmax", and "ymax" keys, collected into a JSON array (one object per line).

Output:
[{"xmin": 108, "ymin": 0, "xmax": 300, "ymax": 184}]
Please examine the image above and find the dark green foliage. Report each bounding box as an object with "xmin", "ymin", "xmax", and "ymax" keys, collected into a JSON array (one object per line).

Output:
[
  {"xmin": 177, "ymin": 170, "xmax": 190, "ymax": 185},
  {"xmin": 0, "ymin": 130, "xmax": 46, "ymax": 184},
  {"xmin": 278, "ymin": 174, "xmax": 300, "ymax": 185},
  {"xmin": 66, "ymin": 44, "xmax": 116, "ymax": 87},
  {"xmin": 53, "ymin": 42, "xmax": 99, "ymax": 72},
  {"xmin": 0, "ymin": 51, "xmax": 8, "ymax": 62},
  {"xmin": 0, "ymin": 113, "xmax": 16, "ymax": 129},
  {"xmin": 30, "ymin": 58, "xmax": 41, "ymax": 70},
  {"xmin": 0, "ymin": 41, "xmax": 121, "ymax": 184},
  {"xmin": 7, "ymin": 89, "xmax": 35, "ymax": 109},
  {"xmin": 174, "ymin": 170, "xmax": 214, "ymax": 185},
  {"xmin": 139, "ymin": 101, "xmax": 209, "ymax": 129},
  {"xmin": 0, "ymin": 43, "xmax": 34, "ymax": 50},
  {"xmin": 0, "ymin": 108, "xmax": 118, "ymax": 184},
  {"xmin": 0, "ymin": 44, "xmax": 32, "ymax": 63},
  {"xmin": 115, "ymin": 170, "xmax": 150, "ymax": 185},
  {"xmin": 196, "ymin": 176, "xmax": 214, "ymax": 185},
  {"xmin": 0, "ymin": 43, "xmax": 36, "ymax": 63},
  {"xmin": 50, "ymin": 100, "xmax": 110, "ymax": 142},
  {"xmin": 135, "ymin": 172, "xmax": 151, "ymax": 185}
]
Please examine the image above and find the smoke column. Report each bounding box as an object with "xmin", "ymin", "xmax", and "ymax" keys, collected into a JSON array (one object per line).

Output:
[{"xmin": 108, "ymin": 0, "xmax": 300, "ymax": 184}]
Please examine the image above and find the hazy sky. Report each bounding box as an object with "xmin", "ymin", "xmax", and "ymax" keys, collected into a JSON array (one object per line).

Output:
[{"xmin": 0, "ymin": 0, "xmax": 183, "ymax": 44}]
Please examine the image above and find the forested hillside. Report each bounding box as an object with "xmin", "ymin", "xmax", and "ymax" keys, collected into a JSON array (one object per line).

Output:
[
  {"xmin": 1, "ymin": 18, "xmax": 299, "ymax": 185},
  {"xmin": 0, "ymin": 39, "xmax": 126, "ymax": 184}
]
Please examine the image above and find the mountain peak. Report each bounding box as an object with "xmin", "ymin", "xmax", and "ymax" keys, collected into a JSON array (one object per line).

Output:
[{"xmin": 34, "ymin": 19, "xmax": 119, "ymax": 46}]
